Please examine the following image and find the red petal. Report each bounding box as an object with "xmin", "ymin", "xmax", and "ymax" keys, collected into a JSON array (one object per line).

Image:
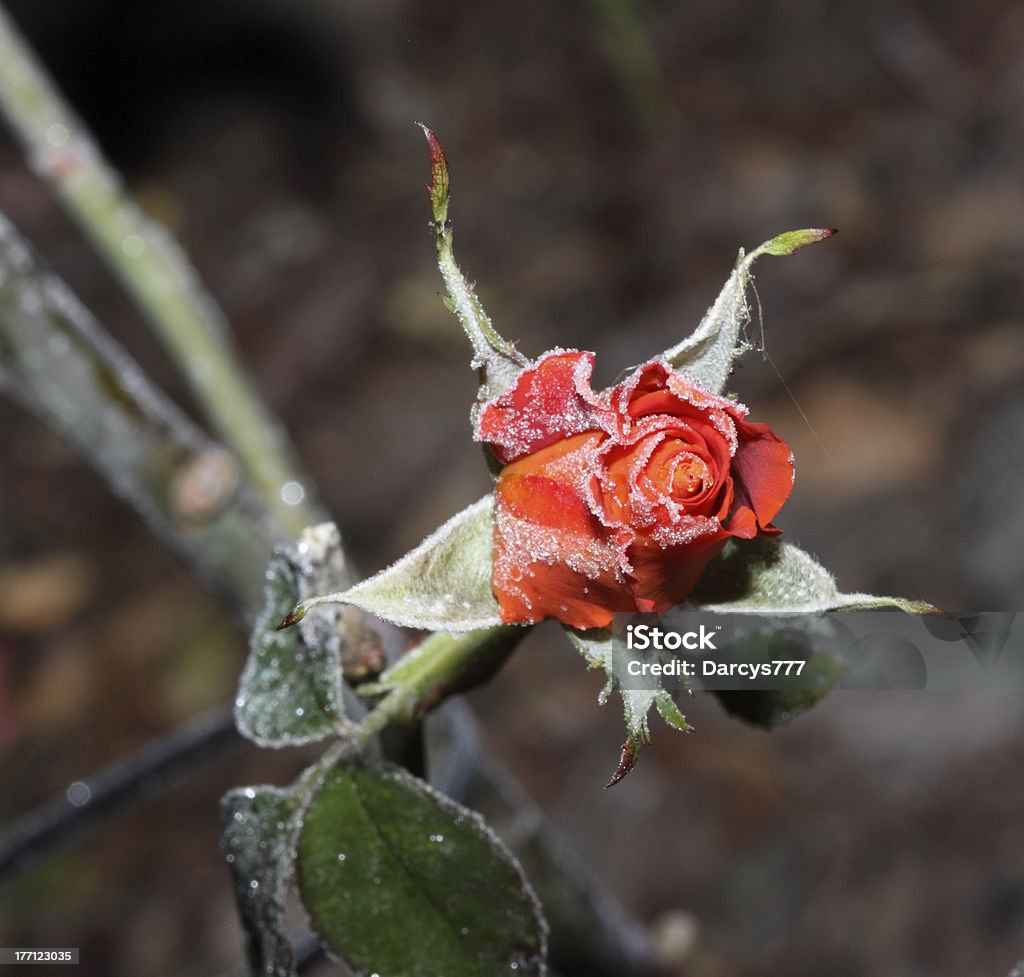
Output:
[
  {"xmin": 621, "ymin": 360, "xmax": 730, "ymax": 419},
  {"xmin": 730, "ymin": 420, "xmax": 795, "ymax": 529},
  {"xmin": 724, "ymin": 504, "xmax": 758, "ymax": 539},
  {"xmin": 627, "ymin": 528, "xmax": 730, "ymax": 609},
  {"xmin": 476, "ymin": 351, "xmax": 613, "ymax": 465}
]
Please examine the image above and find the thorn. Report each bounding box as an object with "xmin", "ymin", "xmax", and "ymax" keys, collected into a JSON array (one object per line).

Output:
[
  {"xmin": 416, "ymin": 122, "xmax": 445, "ymax": 170},
  {"xmin": 605, "ymin": 736, "xmax": 639, "ymax": 788},
  {"xmin": 276, "ymin": 606, "xmax": 305, "ymax": 631}
]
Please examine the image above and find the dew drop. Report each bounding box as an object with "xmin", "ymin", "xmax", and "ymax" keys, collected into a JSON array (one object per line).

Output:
[
  {"xmin": 122, "ymin": 234, "xmax": 146, "ymax": 257},
  {"xmin": 280, "ymin": 481, "xmax": 305, "ymax": 505},
  {"xmin": 46, "ymin": 123, "xmax": 68, "ymax": 147},
  {"xmin": 66, "ymin": 781, "xmax": 91, "ymax": 807}
]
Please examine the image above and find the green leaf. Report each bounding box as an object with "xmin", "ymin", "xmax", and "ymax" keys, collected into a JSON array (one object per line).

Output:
[
  {"xmin": 238, "ymin": 531, "xmax": 360, "ymax": 747},
  {"xmin": 711, "ymin": 664, "xmax": 842, "ymax": 730},
  {"xmin": 662, "ymin": 228, "xmax": 836, "ymax": 395},
  {"xmin": 689, "ymin": 537, "xmax": 942, "ymax": 615},
  {"xmin": 695, "ymin": 620, "xmax": 846, "ymax": 729},
  {"xmin": 221, "ymin": 785, "xmax": 303, "ymax": 977},
  {"xmin": 282, "ymin": 496, "xmax": 503, "ymax": 634},
  {"xmin": 297, "ymin": 758, "xmax": 547, "ymax": 977}
]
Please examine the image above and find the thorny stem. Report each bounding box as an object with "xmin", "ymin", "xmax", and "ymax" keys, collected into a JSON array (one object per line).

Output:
[{"xmin": 0, "ymin": 5, "xmax": 320, "ymax": 539}]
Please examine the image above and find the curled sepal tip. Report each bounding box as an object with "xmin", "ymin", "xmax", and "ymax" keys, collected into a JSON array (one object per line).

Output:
[
  {"xmin": 663, "ymin": 225, "xmax": 838, "ymax": 394},
  {"xmin": 606, "ymin": 736, "xmax": 640, "ymax": 788},
  {"xmin": 750, "ymin": 227, "xmax": 838, "ymax": 259},
  {"xmin": 416, "ymin": 122, "xmax": 450, "ymax": 227}
]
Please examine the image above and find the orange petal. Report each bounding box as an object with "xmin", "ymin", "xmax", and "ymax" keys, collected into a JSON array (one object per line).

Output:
[{"xmin": 492, "ymin": 470, "xmax": 634, "ymax": 629}]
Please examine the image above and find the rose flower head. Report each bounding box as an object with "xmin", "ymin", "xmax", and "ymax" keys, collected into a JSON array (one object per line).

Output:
[{"xmin": 475, "ymin": 350, "xmax": 794, "ymax": 630}]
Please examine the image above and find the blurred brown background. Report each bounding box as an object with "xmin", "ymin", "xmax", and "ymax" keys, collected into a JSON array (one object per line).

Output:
[{"xmin": 1, "ymin": 0, "xmax": 1023, "ymax": 974}]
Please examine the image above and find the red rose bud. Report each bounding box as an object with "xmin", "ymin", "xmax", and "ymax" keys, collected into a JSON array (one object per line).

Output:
[{"xmin": 475, "ymin": 351, "xmax": 794, "ymax": 629}]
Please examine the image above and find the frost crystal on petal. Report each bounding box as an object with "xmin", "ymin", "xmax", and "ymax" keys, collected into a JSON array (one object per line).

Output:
[{"xmin": 475, "ymin": 349, "xmax": 617, "ymax": 464}]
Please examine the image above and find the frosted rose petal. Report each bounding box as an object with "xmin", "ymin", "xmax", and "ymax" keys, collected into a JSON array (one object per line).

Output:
[
  {"xmin": 477, "ymin": 351, "xmax": 795, "ymax": 628},
  {"xmin": 475, "ymin": 350, "xmax": 615, "ymax": 465}
]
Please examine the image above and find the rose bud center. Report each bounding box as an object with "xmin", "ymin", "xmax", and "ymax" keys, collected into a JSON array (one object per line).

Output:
[
  {"xmin": 647, "ymin": 437, "xmax": 716, "ymax": 506},
  {"xmin": 672, "ymin": 454, "xmax": 711, "ymax": 496}
]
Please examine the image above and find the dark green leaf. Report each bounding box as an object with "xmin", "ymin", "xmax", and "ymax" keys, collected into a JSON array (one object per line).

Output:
[
  {"xmin": 221, "ymin": 785, "xmax": 303, "ymax": 977},
  {"xmin": 708, "ymin": 639, "xmax": 845, "ymax": 730},
  {"xmin": 297, "ymin": 758, "xmax": 547, "ymax": 977},
  {"xmin": 238, "ymin": 539, "xmax": 358, "ymax": 747}
]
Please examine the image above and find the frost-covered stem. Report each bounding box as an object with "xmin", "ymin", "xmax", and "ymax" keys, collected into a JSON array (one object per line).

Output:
[
  {"xmin": 357, "ymin": 626, "xmax": 522, "ymax": 747},
  {"xmin": 0, "ymin": 213, "xmax": 287, "ymax": 617},
  {"xmin": 434, "ymin": 225, "xmax": 521, "ymax": 366},
  {"xmin": 418, "ymin": 125, "xmax": 527, "ymax": 399},
  {"xmin": 0, "ymin": 6, "xmax": 319, "ymax": 539}
]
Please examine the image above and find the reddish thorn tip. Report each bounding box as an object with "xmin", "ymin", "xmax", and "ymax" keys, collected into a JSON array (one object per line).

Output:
[
  {"xmin": 276, "ymin": 611, "xmax": 299, "ymax": 631},
  {"xmin": 605, "ymin": 737, "xmax": 639, "ymax": 788},
  {"xmin": 415, "ymin": 122, "xmax": 446, "ymax": 166}
]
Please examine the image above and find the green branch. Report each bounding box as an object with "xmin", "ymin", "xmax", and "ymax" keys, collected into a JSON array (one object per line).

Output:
[{"xmin": 0, "ymin": 5, "xmax": 320, "ymax": 539}]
